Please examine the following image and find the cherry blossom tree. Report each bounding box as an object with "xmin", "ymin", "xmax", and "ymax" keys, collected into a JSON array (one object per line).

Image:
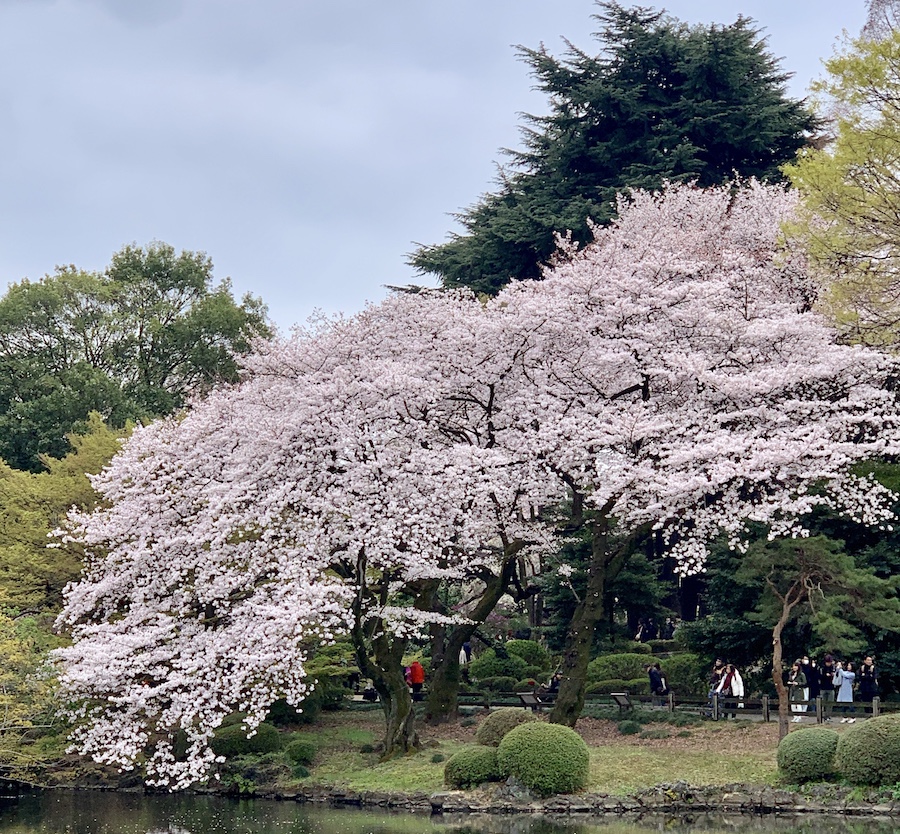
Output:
[
  {"xmin": 55, "ymin": 180, "xmax": 900, "ymax": 784},
  {"xmin": 493, "ymin": 182, "xmax": 900, "ymax": 725}
]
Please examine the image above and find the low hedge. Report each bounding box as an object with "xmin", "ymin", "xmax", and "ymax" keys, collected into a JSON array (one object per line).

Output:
[
  {"xmin": 210, "ymin": 722, "xmax": 282, "ymax": 758},
  {"xmin": 836, "ymin": 715, "xmax": 900, "ymax": 786},
  {"xmin": 475, "ymin": 708, "xmax": 538, "ymax": 746},
  {"xmin": 776, "ymin": 728, "xmax": 838, "ymax": 783},
  {"xmin": 497, "ymin": 722, "xmax": 590, "ymax": 796},
  {"xmin": 444, "ymin": 746, "xmax": 502, "ymax": 789},
  {"xmin": 478, "ymin": 676, "xmax": 519, "ymax": 692}
]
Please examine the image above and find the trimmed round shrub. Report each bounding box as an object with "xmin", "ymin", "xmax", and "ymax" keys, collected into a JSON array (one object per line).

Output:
[
  {"xmin": 586, "ymin": 678, "xmax": 631, "ymax": 695},
  {"xmin": 497, "ymin": 722, "xmax": 590, "ymax": 796},
  {"xmin": 646, "ymin": 639, "xmax": 678, "ymax": 653},
  {"xmin": 836, "ymin": 715, "xmax": 900, "ymax": 786},
  {"xmin": 210, "ymin": 722, "xmax": 282, "ymax": 758},
  {"xmin": 624, "ymin": 641, "xmax": 653, "ymax": 655},
  {"xmin": 470, "ymin": 649, "xmax": 528, "ymax": 681},
  {"xmin": 475, "ymin": 707, "xmax": 539, "ymax": 746},
  {"xmin": 478, "ymin": 676, "xmax": 518, "ymax": 692},
  {"xmin": 284, "ymin": 737, "xmax": 317, "ymax": 766},
  {"xmin": 505, "ymin": 639, "xmax": 551, "ymax": 670},
  {"xmin": 617, "ymin": 720, "xmax": 642, "ymax": 735},
  {"xmin": 776, "ymin": 728, "xmax": 838, "ymax": 783},
  {"xmin": 444, "ymin": 746, "xmax": 502, "ymax": 788},
  {"xmin": 586, "ymin": 653, "xmax": 657, "ymax": 683}
]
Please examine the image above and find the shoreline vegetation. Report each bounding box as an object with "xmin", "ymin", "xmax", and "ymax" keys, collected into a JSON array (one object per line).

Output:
[{"xmin": 15, "ymin": 708, "xmax": 900, "ymax": 818}]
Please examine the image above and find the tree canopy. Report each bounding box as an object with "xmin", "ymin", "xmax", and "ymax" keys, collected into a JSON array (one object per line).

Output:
[
  {"xmin": 55, "ymin": 182, "xmax": 900, "ymax": 784},
  {"xmin": 785, "ymin": 24, "xmax": 900, "ymax": 347},
  {"xmin": 410, "ymin": 2, "xmax": 817, "ymax": 295},
  {"xmin": 0, "ymin": 242, "xmax": 270, "ymax": 471}
]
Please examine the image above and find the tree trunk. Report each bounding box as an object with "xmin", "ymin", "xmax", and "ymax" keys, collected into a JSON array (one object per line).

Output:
[
  {"xmin": 425, "ymin": 546, "xmax": 522, "ymax": 723},
  {"xmin": 771, "ymin": 598, "xmax": 793, "ymax": 741},
  {"xmin": 349, "ymin": 590, "xmax": 419, "ymax": 759},
  {"xmin": 550, "ymin": 516, "xmax": 627, "ymax": 727}
]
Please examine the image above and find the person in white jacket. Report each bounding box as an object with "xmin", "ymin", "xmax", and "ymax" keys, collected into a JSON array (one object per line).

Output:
[{"xmin": 715, "ymin": 663, "xmax": 745, "ymax": 719}]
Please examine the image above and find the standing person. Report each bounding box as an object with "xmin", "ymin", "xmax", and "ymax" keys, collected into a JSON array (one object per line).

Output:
[
  {"xmin": 805, "ymin": 657, "xmax": 821, "ymax": 714},
  {"xmin": 788, "ymin": 660, "xmax": 807, "ymax": 723},
  {"xmin": 800, "ymin": 656, "xmax": 812, "ymax": 710},
  {"xmin": 835, "ymin": 661, "xmax": 856, "ymax": 722},
  {"xmin": 819, "ymin": 655, "xmax": 837, "ymax": 721},
  {"xmin": 408, "ymin": 660, "xmax": 426, "ymax": 701},
  {"xmin": 707, "ymin": 658, "xmax": 725, "ymax": 717},
  {"xmin": 858, "ymin": 655, "xmax": 878, "ymax": 711},
  {"xmin": 648, "ymin": 663, "xmax": 663, "ymax": 706},
  {"xmin": 716, "ymin": 663, "xmax": 744, "ymax": 719}
]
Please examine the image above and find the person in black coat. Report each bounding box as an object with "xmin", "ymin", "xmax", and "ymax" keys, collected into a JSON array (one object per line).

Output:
[{"xmin": 858, "ymin": 655, "xmax": 879, "ymax": 705}]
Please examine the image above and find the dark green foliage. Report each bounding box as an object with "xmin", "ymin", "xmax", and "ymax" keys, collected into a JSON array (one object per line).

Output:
[
  {"xmin": 410, "ymin": 2, "xmax": 816, "ymax": 295},
  {"xmin": 431, "ymin": 753, "xmax": 446, "ymax": 764},
  {"xmin": 283, "ymin": 737, "xmax": 317, "ymax": 766},
  {"xmin": 444, "ymin": 746, "xmax": 502, "ymax": 788},
  {"xmin": 776, "ymin": 728, "xmax": 838, "ymax": 783},
  {"xmin": 586, "ymin": 678, "xmax": 632, "ymax": 695},
  {"xmin": 292, "ymin": 764, "xmax": 310, "ymax": 778},
  {"xmin": 210, "ymin": 722, "xmax": 282, "ymax": 758},
  {"xmin": 835, "ymin": 715, "xmax": 900, "ymax": 785},
  {"xmin": 504, "ymin": 639, "xmax": 551, "ymax": 671},
  {"xmin": 469, "ymin": 649, "xmax": 528, "ymax": 681},
  {"xmin": 497, "ymin": 722, "xmax": 590, "ymax": 796},
  {"xmin": 617, "ymin": 720, "xmax": 642, "ymax": 735},
  {"xmin": 477, "ymin": 676, "xmax": 519, "ymax": 692},
  {"xmin": 475, "ymin": 707, "xmax": 539, "ymax": 746},
  {"xmin": 587, "ymin": 653, "xmax": 656, "ymax": 682},
  {"xmin": 359, "ymin": 744, "xmax": 376, "ymax": 754},
  {"xmin": 0, "ymin": 242, "xmax": 269, "ymax": 471},
  {"xmin": 659, "ymin": 653, "xmax": 706, "ymax": 695},
  {"xmin": 646, "ymin": 640, "xmax": 678, "ymax": 653}
]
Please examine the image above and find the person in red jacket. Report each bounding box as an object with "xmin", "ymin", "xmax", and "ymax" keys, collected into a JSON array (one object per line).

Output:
[{"xmin": 409, "ymin": 660, "xmax": 425, "ymax": 701}]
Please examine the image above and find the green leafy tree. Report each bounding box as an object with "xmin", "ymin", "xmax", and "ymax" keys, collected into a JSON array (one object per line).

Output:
[
  {"xmin": 735, "ymin": 535, "xmax": 900, "ymax": 739},
  {"xmin": 411, "ymin": 2, "xmax": 816, "ymax": 295},
  {"xmin": 784, "ymin": 27, "xmax": 900, "ymax": 346},
  {"xmin": 0, "ymin": 242, "xmax": 270, "ymax": 471}
]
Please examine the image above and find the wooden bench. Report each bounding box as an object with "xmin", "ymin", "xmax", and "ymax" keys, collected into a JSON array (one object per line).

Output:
[{"xmin": 517, "ymin": 692, "xmax": 556, "ymax": 711}]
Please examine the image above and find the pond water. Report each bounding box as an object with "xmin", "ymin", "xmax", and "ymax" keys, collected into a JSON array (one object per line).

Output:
[{"xmin": 0, "ymin": 792, "xmax": 895, "ymax": 834}]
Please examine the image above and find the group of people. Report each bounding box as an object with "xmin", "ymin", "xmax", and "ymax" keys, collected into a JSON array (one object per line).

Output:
[
  {"xmin": 708, "ymin": 658, "xmax": 745, "ymax": 718},
  {"xmin": 634, "ymin": 616, "xmax": 679, "ymax": 643},
  {"xmin": 787, "ymin": 654, "xmax": 879, "ymax": 722}
]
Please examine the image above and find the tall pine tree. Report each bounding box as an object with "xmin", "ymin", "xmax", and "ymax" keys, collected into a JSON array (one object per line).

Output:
[{"xmin": 411, "ymin": 2, "xmax": 817, "ymax": 295}]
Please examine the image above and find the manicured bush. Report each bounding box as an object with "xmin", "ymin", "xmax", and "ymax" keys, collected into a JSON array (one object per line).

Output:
[
  {"xmin": 210, "ymin": 722, "xmax": 282, "ymax": 758},
  {"xmin": 617, "ymin": 720, "xmax": 642, "ymax": 735},
  {"xmin": 475, "ymin": 707, "xmax": 539, "ymax": 746},
  {"xmin": 284, "ymin": 737, "xmax": 317, "ymax": 766},
  {"xmin": 586, "ymin": 678, "xmax": 631, "ymax": 695},
  {"xmin": 624, "ymin": 678, "xmax": 650, "ymax": 695},
  {"xmin": 835, "ymin": 715, "xmax": 900, "ymax": 786},
  {"xmin": 586, "ymin": 653, "xmax": 657, "ymax": 683},
  {"xmin": 659, "ymin": 653, "xmax": 706, "ymax": 695},
  {"xmin": 478, "ymin": 676, "xmax": 518, "ymax": 692},
  {"xmin": 505, "ymin": 639, "xmax": 551, "ymax": 671},
  {"xmin": 470, "ymin": 649, "xmax": 528, "ymax": 681},
  {"xmin": 444, "ymin": 746, "xmax": 502, "ymax": 788},
  {"xmin": 647, "ymin": 639, "xmax": 678, "ymax": 653},
  {"xmin": 776, "ymin": 727, "xmax": 838, "ymax": 783},
  {"xmin": 497, "ymin": 722, "xmax": 590, "ymax": 796}
]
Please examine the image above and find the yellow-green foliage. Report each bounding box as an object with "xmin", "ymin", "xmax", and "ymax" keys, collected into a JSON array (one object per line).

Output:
[
  {"xmin": 776, "ymin": 728, "xmax": 838, "ymax": 783},
  {"xmin": 0, "ymin": 414, "xmax": 124, "ymax": 613},
  {"xmin": 785, "ymin": 29, "xmax": 900, "ymax": 347},
  {"xmin": 835, "ymin": 715, "xmax": 900, "ymax": 786},
  {"xmin": 444, "ymin": 746, "xmax": 501, "ymax": 789},
  {"xmin": 475, "ymin": 708, "xmax": 538, "ymax": 746},
  {"xmin": 210, "ymin": 722, "xmax": 282, "ymax": 758},
  {"xmin": 497, "ymin": 722, "xmax": 589, "ymax": 796}
]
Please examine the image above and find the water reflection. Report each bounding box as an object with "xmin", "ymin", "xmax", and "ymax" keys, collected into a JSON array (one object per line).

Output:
[{"xmin": 0, "ymin": 792, "xmax": 894, "ymax": 834}]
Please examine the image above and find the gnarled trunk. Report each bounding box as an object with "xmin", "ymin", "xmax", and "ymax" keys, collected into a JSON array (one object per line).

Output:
[
  {"xmin": 771, "ymin": 596, "xmax": 793, "ymax": 740},
  {"xmin": 426, "ymin": 543, "xmax": 525, "ymax": 723}
]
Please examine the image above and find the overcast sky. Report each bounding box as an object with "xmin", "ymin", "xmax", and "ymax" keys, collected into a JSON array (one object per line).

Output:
[{"xmin": 0, "ymin": 1, "xmax": 867, "ymax": 333}]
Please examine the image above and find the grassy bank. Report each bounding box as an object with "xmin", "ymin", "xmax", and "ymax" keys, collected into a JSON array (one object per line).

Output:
[{"xmin": 265, "ymin": 708, "xmax": 780, "ymax": 796}]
